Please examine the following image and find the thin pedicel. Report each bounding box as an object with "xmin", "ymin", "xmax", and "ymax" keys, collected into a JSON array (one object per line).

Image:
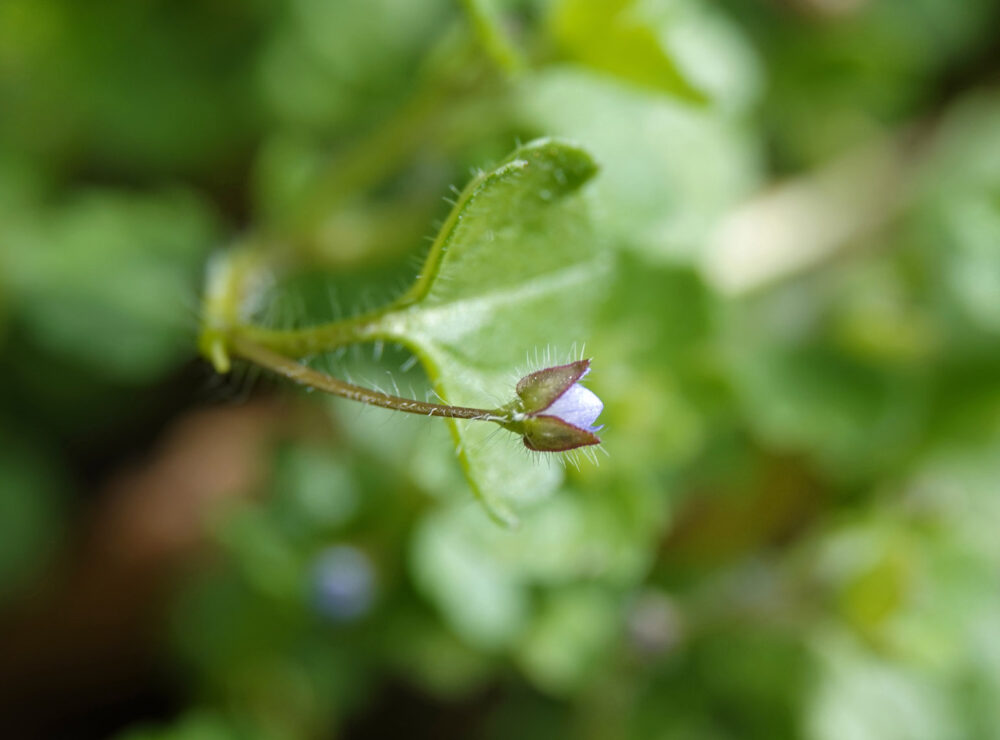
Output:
[
  {"xmin": 231, "ymin": 337, "xmax": 504, "ymax": 422},
  {"xmin": 229, "ymin": 336, "xmax": 604, "ymax": 453}
]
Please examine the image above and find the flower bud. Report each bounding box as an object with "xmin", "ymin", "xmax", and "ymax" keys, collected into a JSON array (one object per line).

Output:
[{"xmin": 509, "ymin": 360, "xmax": 603, "ymax": 452}]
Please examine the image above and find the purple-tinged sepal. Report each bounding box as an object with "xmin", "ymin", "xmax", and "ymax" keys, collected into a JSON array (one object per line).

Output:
[
  {"xmin": 516, "ymin": 360, "xmax": 591, "ymax": 411},
  {"xmin": 522, "ymin": 414, "xmax": 602, "ymax": 452}
]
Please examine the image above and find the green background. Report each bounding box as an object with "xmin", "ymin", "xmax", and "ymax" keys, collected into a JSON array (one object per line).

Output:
[{"xmin": 1, "ymin": 0, "xmax": 1000, "ymax": 737}]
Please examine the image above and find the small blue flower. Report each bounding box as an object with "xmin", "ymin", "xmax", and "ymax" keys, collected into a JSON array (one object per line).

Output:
[{"xmin": 511, "ymin": 360, "xmax": 604, "ymax": 452}]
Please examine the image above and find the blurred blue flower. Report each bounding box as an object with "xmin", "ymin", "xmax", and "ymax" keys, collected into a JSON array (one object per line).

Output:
[{"xmin": 311, "ymin": 545, "xmax": 375, "ymax": 622}]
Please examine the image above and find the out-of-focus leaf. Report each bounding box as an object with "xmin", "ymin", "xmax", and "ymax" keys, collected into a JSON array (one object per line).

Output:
[
  {"xmin": 550, "ymin": 0, "xmax": 760, "ymax": 111},
  {"xmin": 517, "ymin": 68, "xmax": 760, "ymax": 262},
  {"xmin": 550, "ymin": 0, "xmax": 703, "ymax": 102},
  {"xmin": 906, "ymin": 92, "xmax": 1000, "ymax": 336},
  {"xmin": 588, "ymin": 256, "xmax": 713, "ymax": 469},
  {"xmin": 515, "ymin": 586, "xmax": 618, "ymax": 693},
  {"xmin": 411, "ymin": 479, "xmax": 658, "ymax": 652},
  {"xmin": 381, "ymin": 604, "xmax": 495, "ymax": 696},
  {"xmin": 217, "ymin": 505, "xmax": 302, "ymax": 601},
  {"xmin": 260, "ymin": 0, "xmax": 453, "ymax": 130},
  {"xmin": 0, "ymin": 0, "xmax": 266, "ymax": 178},
  {"xmin": 738, "ymin": 0, "xmax": 1000, "ymax": 169},
  {"xmin": 411, "ymin": 507, "xmax": 529, "ymax": 649},
  {"xmin": 626, "ymin": 626, "xmax": 813, "ymax": 739},
  {"xmin": 1, "ymin": 190, "xmax": 217, "ymax": 381},
  {"xmin": 719, "ymin": 280, "xmax": 926, "ymax": 476},
  {"xmin": 807, "ymin": 632, "xmax": 957, "ymax": 740},
  {"xmin": 270, "ymin": 446, "xmax": 361, "ymax": 534}
]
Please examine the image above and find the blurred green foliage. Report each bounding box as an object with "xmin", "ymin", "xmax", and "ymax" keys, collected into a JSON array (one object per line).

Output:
[{"xmin": 2, "ymin": 0, "xmax": 1000, "ymax": 738}]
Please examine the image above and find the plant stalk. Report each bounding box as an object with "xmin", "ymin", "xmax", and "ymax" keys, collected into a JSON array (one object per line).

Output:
[{"xmin": 229, "ymin": 336, "xmax": 503, "ymax": 422}]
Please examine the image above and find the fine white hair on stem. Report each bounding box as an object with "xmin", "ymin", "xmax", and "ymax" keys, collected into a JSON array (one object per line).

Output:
[{"xmin": 386, "ymin": 371, "xmax": 400, "ymax": 396}]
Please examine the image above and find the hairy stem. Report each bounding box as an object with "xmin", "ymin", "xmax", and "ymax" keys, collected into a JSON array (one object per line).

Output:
[
  {"xmin": 232, "ymin": 311, "xmax": 389, "ymax": 358},
  {"xmin": 230, "ymin": 336, "xmax": 503, "ymax": 422}
]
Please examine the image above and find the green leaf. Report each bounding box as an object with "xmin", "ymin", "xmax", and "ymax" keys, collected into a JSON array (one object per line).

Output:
[
  {"xmin": 515, "ymin": 585, "xmax": 618, "ymax": 693},
  {"xmin": 517, "ymin": 68, "xmax": 760, "ymax": 263},
  {"xmin": 719, "ymin": 282, "xmax": 926, "ymax": 477},
  {"xmin": 549, "ymin": 0, "xmax": 760, "ymax": 111},
  {"xmin": 411, "ymin": 489, "xmax": 632, "ymax": 651},
  {"xmin": 1, "ymin": 189, "xmax": 217, "ymax": 382},
  {"xmin": 550, "ymin": 0, "xmax": 705, "ymax": 103},
  {"xmin": 411, "ymin": 507, "xmax": 529, "ymax": 648},
  {"xmin": 907, "ymin": 92, "xmax": 1000, "ymax": 337},
  {"xmin": 377, "ymin": 138, "xmax": 608, "ymax": 524}
]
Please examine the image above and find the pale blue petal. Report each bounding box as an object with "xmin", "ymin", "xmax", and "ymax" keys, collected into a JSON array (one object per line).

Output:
[{"xmin": 545, "ymin": 382, "xmax": 603, "ymax": 431}]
